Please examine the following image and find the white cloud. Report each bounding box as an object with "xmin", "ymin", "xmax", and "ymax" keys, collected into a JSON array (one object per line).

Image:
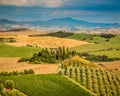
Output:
[{"xmin": 0, "ymin": 0, "xmax": 68, "ymax": 8}]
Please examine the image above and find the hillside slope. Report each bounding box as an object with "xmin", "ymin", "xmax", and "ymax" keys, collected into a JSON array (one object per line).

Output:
[
  {"xmin": 4, "ymin": 35, "xmax": 89, "ymax": 48},
  {"xmin": 0, "ymin": 74, "xmax": 93, "ymax": 96}
]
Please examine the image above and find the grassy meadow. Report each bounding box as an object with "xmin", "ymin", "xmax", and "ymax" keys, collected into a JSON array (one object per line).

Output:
[
  {"xmin": 0, "ymin": 43, "xmax": 41, "ymax": 57},
  {"xmin": 67, "ymin": 34, "xmax": 120, "ymax": 58}
]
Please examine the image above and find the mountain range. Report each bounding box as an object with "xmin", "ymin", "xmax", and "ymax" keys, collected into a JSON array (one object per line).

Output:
[{"xmin": 0, "ymin": 17, "xmax": 120, "ymax": 30}]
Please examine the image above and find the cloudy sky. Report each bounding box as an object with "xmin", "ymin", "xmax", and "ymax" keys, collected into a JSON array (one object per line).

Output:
[{"xmin": 0, "ymin": 0, "xmax": 120, "ymax": 23}]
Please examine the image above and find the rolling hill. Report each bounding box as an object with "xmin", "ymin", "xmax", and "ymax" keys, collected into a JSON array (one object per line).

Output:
[
  {"xmin": 0, "ymin": 74, "xmax": 93, "ymax": 96},
  {"xmin": 0, "ymin": 18, "xmax": 120, "ymax": 30}
]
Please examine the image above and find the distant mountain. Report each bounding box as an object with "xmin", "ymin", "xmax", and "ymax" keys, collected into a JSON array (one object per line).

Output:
[
  {"xmin": 0, "ymin": 18, "xmax": 120, "ymax": 30},
  {"xmin": 0, "ymin": 19, "xmax": 20, "ymax": 25}
]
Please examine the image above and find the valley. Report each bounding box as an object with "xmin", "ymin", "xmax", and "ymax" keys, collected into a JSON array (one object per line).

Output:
[
  {"xmin": 0, "ymin": 1, "xmax": 120, "ymax": 95},
  {"xmin": 0, "ymin": 30, "xmax": 120, "ymax": 96}
]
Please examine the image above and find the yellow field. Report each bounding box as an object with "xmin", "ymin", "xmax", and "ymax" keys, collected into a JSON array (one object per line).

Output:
[
  {"xmin": 0, "ymin": 57, "xmax": 58, "ymax": 74},
  {"xmin": 0, "ymin": 31, "xmax": 89, "ymax": 48}
]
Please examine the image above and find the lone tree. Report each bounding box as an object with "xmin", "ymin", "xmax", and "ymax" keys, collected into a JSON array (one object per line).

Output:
[{"xmin": 5, "ymin": 80, "xmax": 14, "ymax": 90}]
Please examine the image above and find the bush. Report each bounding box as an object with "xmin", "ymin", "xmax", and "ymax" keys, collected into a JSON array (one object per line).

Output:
[
  {"xmin": 28, "ymin": 69, "xmax": 34, "ymax": 74},
  {"xmin": 78, "ymin": 53, "xmax": 120, "ymax": 62},
  {"xmin": 5, "ymin": 80, "xmax": 14, "ymax": 90},
  {"xmin": 23, "ymin": 69, "xmax": 34, "ymax": 75},
  {"xmin": 0, "ymin": 69, "xmax": 34, "ymax": 76},
  {"xmin": 18, "ymin": 57, "xmax": 29, "ymax": 62},
  {"xmin": 100, "ymin": 34, "xmax": 116, "ymax": 38},
  {"xmin": 0, "ymin": 72, "xmax": 9, "ymax": 76},
  {"xmin": 0, "ymin": 84, "xmax": 4, "ymax": 94}
]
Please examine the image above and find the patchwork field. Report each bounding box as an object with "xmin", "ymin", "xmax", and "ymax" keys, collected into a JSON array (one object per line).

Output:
[
  {"xmin": 0, "ymin": 31, "xmax": 120, "ymax": 96},
  {"xmin": 68, "ymin": 34, "xmax": 120, "ymax": 58}
]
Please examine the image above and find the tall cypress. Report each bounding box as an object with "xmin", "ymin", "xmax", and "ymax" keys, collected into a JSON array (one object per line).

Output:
[{"xmin": 63, "ymin": 46, "xmax": 66, "ymax": 60}]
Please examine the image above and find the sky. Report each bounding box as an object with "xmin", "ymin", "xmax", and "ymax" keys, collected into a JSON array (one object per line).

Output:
[{"xmin": 0, "ymin": 0, "xmax": 120, "ymax": 23}]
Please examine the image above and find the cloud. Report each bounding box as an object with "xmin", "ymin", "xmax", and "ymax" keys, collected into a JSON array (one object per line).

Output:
[{"xmin": 0, "ymin": 0, "xmax": 68, "ymax": 8}]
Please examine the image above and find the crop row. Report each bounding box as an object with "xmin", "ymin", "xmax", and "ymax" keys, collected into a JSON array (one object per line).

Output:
[{"xmin": 60, "ymin": 64, "xmax": 120, "ymax": 96}]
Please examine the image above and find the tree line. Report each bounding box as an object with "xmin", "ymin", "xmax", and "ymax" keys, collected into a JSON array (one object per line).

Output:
[
  {"xmin": 78, "ymin": 53, "xmax": 120, "ymax": 62},
  {"xmin": 18, "ymin": 46, "xmax": 77, "ymax": 64}
]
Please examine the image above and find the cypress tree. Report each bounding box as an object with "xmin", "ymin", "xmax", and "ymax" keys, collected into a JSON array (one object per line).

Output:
[
  {"xmin": 56, "ymin": 49, "xmax": 60, "ymax": 60},
  {"xmin": 59, "ymin": 46, "xmax": 63, "ymax": 59},
  {"xmin": 63, "ymin": 46, "xmax": 66, "ymax": 60}
]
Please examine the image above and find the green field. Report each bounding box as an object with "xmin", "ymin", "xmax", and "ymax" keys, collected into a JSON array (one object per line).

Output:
[
  {"xmin": 70, "ymin": 43, "xmax": 120, "ymax": 58},
  {"xmin": 1, "ymin": 33, "xmax": 120, "ymax": 58},
  {"xmin": 0, "ymin": 74, "xmax": 93, "ymax": 96},
  {"xmin": 68, "ymin": 34, "xmax": 120, "ymax": 58},
  {"xmin": 0, "ymin": 43, "xmax": 41, "ymax": 57},
  {"xmin": 66, "ymin": 33, "xmax": 96, "ymax": 42}
]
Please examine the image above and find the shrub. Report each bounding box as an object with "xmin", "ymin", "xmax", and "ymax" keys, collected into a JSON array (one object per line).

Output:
[
  {"xmin": 0, "ymin": 72, "xmax": 9, "ymax": 76},
  {"xmin": 100, "ymin": 34, "xmax": 116, "ymax": 38},
  {"xmin": 78, "ymin": 53, "xmax": 120, "ymax": 62},
  {"xmin": 23, "ymin": 69, "xmax": 34, "ymax": 74},
  {"xmin": 5, "ymin": 80, "xmax": 14, "ymax": 90},
  {"xmin": 18, "ymin": 57, "xmax": 29, "ymax": 62},
  {"xmin": 0, "ymin": 84, "xmax": 4, "ymax": 94},
  {"xmin": 0, "ymin": 69, "xmax": 34, "ymax": 76}
]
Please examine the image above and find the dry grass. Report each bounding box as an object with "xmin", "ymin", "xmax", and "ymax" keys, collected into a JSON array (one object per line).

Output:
[
  {"xmin": 0, "ymin": 57, "xmax": 58, "ymax": 74},
  {"xmin": 0, "ymin": 30, "xmax": 45, "ymax": 36},
  {"xmin": 0, "ymin": 31, "xmax": 89, "ymax": 48},
  {"xmin": 93, "ymin": 61, "xmax": 120, "ymax": 73},
  {"xmin": 0, "ymin": 33, "xmax": 88, "ymax": 48},
  {"xmin": 103, "ymin": 61, "xmax": 120, "ymax": 70},
  {"xmin": 7, "ymin": 36, "xmax": 88, "ymax": 48}
]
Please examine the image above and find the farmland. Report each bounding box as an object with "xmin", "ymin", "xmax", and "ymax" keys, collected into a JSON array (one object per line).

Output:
[
  {"xmin": 0, "ymin": 74, "xmax": 93, "ymax": 96},
  {"xmin": 0, "ymin": 57, "xmax": 58, "ymax": 74},
  {"xmin": 68, "ymin": 34, "xmax": 120, "ymax": 58},
  {"xmin": 2, "ymin": 35, "xmax": 88, "ymax": 48},
  {"xmin": 0, "ymin": 30, "xmax": 120, "ymax": 96},
  {"xmin": 29, "ymin": 32, "xmax": 120, "ymax": 58},
  {"xmin": 60, "ymin": 62, "xmax": 120, "ymax": 96}
]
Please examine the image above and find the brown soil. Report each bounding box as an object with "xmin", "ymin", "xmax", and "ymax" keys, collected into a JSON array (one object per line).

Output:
[{"xmin": 0, "ymin": 57, "xmax": 58, "ymax": 74}]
